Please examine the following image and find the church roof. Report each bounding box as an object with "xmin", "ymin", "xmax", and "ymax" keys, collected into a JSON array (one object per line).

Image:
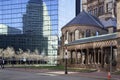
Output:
[
  {"xmin": 67, "ymin": 33, "xmax": 117, "ymax": 46},
  {"xmin": 63, "ymin": 11, "xmax": 104, "ymax": 29},
  {"xmin": 101, "ymin": 18, "xmax": 117, "ymax": 27}
]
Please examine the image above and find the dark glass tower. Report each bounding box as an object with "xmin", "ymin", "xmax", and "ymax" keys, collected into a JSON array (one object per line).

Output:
[{"xmin": 76, "ymin": 0, "xmax": 81, "ymax": 16}]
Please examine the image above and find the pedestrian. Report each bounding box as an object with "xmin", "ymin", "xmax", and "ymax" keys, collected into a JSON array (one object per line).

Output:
[
  {"xmin": 0, "ymin": 59, "xmax": 3, "ymax": 69},
  {"xmin": 2, "ymin": 59, "xmax": 4, "ymax": 69},
  {"xmin": 0, "ymin": 59, "xmax": 4, "ymax": 69}
]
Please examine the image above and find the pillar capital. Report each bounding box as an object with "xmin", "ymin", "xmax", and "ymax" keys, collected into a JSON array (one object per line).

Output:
[
  {"xmin": 75, "ymin": 48, "xmax": 77, "ymax": 51},
  {"xmin": 100, "ymin": 47, "xmax": 103, "ymax": 49}
]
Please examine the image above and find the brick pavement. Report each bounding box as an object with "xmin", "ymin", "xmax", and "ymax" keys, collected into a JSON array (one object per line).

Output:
[{"xmin": 4, "ymin": 68, "xmax": 120, "ymax": 80}]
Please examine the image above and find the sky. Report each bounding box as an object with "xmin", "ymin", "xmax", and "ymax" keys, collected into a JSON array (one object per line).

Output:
[{"xmin": 58, "ymin": 0, "xmax": 75, "ymax": 36}]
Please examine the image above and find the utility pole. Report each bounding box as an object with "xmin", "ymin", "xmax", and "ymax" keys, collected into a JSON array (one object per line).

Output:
[
  {"xmin": 110, "ymin": 44, "xmax": 113, "ymax": 76},
  {"xmin": 64, "ymin": 40, "xmax": 68, "ymax": 74},
  {"xmin": 108, "ymin": 44, "xmax": 112, "ymax": 80}
]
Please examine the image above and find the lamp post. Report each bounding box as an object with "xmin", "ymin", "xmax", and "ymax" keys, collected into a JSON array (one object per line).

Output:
[
  {"xmin": 64, "ymin": 40, "xmax": 68, "ymax": 74},
  {"xmin": 2, "ymin": 51, "xmax": 4, "ymax": 69},
  {"xmin": 12, "ymin": 56, "xmax": 14, "ymax": 67},
  {"xmin": 110, "ymin": 44, "xmax": 113, "ymax": 76},
  {"xmin": 108, "ymin": 44, "xmax": 113, "ymax": 79},
  {"xmin": 23, "ymin": 57, "xmax": 26, "ymax": 70}
]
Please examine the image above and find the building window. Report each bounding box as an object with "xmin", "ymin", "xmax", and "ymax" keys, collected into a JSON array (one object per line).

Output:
[
  {"xmin": 106, "ymin": 2, "xmax": 113, "ymax": 13},
  {"xmin": 106, "ymin": 3, "xmax": 109, "ymax": 13},
  {"xmin": 101, "ymin": 6, "xmax": 104, "ymax": 14},
  {"xmin": 83, "ymin": 32, "xmax": 85, "ymax": 38},
  {"xmin": 75, "ymin": 29, "xmax": 79, "ymax": 40},
  {"xmin": 66, "ymin": 31, "xmax": 69, "ymax": 41},
  {"xmin": 70, "ymin": 32, "xmax": 72, "ymax": 42},
  {"xmin": 79, "ymin": 32, "xmax": 82, "ymax": 38},
  {"xmin": 96, "ymin": 31, "xmax": 99, "ymax": 36},
  {"xmin": 72, "ymin": 32, "xmax": 74, "ymax": 41},
  {"xmin": 94, "ymin": 8, "xmax": 98, "ymax": 16},
  {"xmin": 86, "ymin": 29, "xmax": 91, "ymax": 37},
  {"xmin": 99, "ymin": 5, "xmax": 104, "ymax": 15},
  {"xmin": 88, "ymin": 6, "xmax": 92, "ymax": 15}
]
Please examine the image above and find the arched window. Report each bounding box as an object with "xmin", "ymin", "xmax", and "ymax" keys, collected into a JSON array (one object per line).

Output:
[
  {"xmin": 75, "ymin": 30, "xmax": 79, "ymax": 40},
  {"xmin": 70, "ymin": 32, "xmax": 72, "ymax": 42},
  {"xmin": 82, "ymin": 32, "xmax": 85, "ymax": 38},
  {"xmin": 86, "ymin": 29, "xmax": 91, "ymax": 37},
  {"xmin": 79, "ymin": 32, "xmax": 82, "ymax": 38},
  {"xmin": 96, "ymin": 31, "xmax": 99, "ymax": 36},
  {"xmin": 71, "ymin": 32, "xmax": 75, "ymax": 41},
  {"xmin": 66, "ymin": 31, "xmax": 69, "ymax": 41}
]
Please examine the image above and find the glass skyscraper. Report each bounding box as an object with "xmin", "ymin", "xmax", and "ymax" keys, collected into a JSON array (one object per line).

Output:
[{"xmin": 0, "ymin": 0, "xmax": 58, "ymax": 64}]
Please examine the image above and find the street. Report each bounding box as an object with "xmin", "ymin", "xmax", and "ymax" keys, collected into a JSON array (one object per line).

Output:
[{"xmin": 0, "ymin": 69, "xmax": 99, "ymax": 80}]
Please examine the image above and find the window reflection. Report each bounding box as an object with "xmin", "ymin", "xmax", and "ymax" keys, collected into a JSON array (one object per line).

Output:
[{"xmin": 0, "ymin": 0, "xmax": 58, "ymax": 57}]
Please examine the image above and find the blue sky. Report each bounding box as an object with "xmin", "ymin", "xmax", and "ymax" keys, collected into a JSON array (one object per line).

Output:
[{"xmin": 58, "ymin": 0, "xmax": 75, "ymax": 35}]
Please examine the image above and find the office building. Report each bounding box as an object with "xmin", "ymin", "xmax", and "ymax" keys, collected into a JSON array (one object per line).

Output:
[
  {"xmin": 0, "ymin": 24, "xmax": 21, "ymax": 35},
  {"xmin": 0, "ymin": 0, "xmax": 58, "ymax": 65}
]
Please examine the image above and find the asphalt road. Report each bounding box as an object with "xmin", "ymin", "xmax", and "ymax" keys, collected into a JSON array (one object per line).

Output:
[{"xmin": 0, "ymin": 69, "xmax": 99, "ymax": 80}]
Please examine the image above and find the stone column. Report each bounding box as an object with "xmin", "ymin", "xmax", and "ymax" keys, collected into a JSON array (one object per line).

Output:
[
  {"xmin": 70, "ymin": 51, "xmax": 73, "ymax": 64},
  {"xmin": 98, "ymin": 49, "xmax": 100, "ymax": 64},
  {"xmin": 77, "ymin": 52, "xmax": 81, "ymax": 64},
  {"xmin": 117, "ymin": 45, "xmax": 120, "ymax": 69},
  {"xmin": 91, "ymin": 50, "xmax": 94, "ymax": 64},
  {"xmin": 94, "ymin": 49, "xmax": 96, "ymax": 64},
  {"xmin": 81, "ymin": 51, "xmax": 85, "ymax": 64},
  {"xmin": 101, "ymin": 47, "xmax": 104, "ymax": 67},
  {"xmin": 113, "ymin": 49, "xmax": 117, "ymax": 62},
  {"xmin": 89, "ymin": 52, "xmax": 92, "ymax": 64},
  {"xmin": 90, "ymin": 51, "xmax": 93, "ymax": 64},
  {"xmin": 104, "ymin": 50, "xmax": 107, "ymax": 64},
  {"xmin": 73, "ymin": 51, "xmax": 75, "ymax": 64},
  {"xmin": 87, "ymin": 49, "xmax": 90, "ymax": 64},
  {"xmin": 75, "ymin": 49, "xmax": 78, "ymax": 64}
]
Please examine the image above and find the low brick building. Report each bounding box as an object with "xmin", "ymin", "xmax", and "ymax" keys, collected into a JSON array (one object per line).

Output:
[{"xmin": 60, "ymin": 0, "xmax": 120, "ymax": 71}]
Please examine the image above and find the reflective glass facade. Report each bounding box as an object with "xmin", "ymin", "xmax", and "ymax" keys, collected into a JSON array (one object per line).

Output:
[{"xmin": 0, "ymin": 0, "xmax": 58, "ymax": 64}]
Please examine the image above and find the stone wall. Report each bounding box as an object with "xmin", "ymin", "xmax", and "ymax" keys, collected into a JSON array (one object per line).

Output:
[
  {"xmin": 117, "ymin": 0, "xmax": 120, "ymax": 69},
  {"xmin": 82, "ymin": 0, "xmax": 116, "ymax": 20},
  {"xmin": 61, "ymin": 25, "xmax": 108, "ymax": 43}
]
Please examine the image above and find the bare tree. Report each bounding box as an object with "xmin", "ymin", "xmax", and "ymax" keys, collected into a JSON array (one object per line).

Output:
[
  {"xmin": 3, "ymin": 47, "xmax": 15, "ymax": 58},
  {"xmin": 0, "ymin": 48, "xmax": 3, "ymax": 58}
]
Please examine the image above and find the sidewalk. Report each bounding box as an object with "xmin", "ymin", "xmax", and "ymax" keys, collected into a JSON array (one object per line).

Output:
[
  {"xmin": 46, "ymin": 71, "xmax": 120, "ymax": 80},
  {"xmin": 5, "ymin": 68, "xmax": 120, "ymax": 80},
  {"xmin": 70, "ymin": 72, "xmax": 120, "ymax": 80}
]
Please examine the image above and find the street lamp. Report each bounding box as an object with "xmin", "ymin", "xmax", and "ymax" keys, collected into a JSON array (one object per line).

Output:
[
  {"xmin": 23, "ymin": 57, "xmax": 26, "ymax": 70},
  {"xmin": 12, "ymin": 56, "xmax": 15, "ymax": 67},
  {"xmin": 110, "ymin": 44, "xmax": 113, "ymax": 77},
  {"xmin": 64, "ymin": 40, "xmax": 68, "ymax": 74},
  {"xmin": 2, "ymin": 51, "xmax": 4, "ymax": 69}
]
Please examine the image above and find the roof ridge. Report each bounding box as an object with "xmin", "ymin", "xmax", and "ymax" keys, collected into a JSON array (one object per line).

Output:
[
  {"xmin": 84, "ymin": 11, "xmax": 104, "ymax": 28},
  {"xmin": 62, "ymin": 11, "xmax": 105, "ymax": 29}
]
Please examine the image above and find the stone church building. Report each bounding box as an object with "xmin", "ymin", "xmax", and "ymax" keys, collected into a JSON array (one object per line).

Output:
[{"xmin": 60, "ymin": 0, "xmax": 120, "ymax": 71}]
